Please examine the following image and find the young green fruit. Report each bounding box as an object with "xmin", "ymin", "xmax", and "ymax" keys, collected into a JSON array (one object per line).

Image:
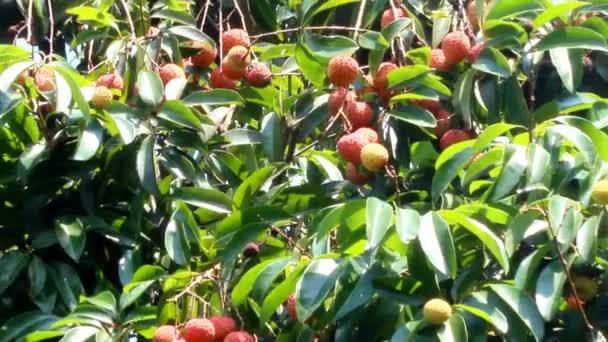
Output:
[{"xmin": 591, "ymin": 179, "xmax": 608, "ymax": 205}]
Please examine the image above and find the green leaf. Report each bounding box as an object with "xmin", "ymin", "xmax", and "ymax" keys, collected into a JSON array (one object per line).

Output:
[
  {"xmin": 335, "ymin": 265, "xmax": 381, "ymax": 321},
  {"xmin": 158, "ymin": 100, "xmax": 202, "ymax": 130},
  {"xmin": 549, "ymin": 48, "xmax": 583, "ymax": 93},
  {"xmin": 0, "ymin": 251, "xmax": 29, "ymax": 294},
  {"xmin": 295, "ymin": 44, "xmax": 327, "ymax": 88},
  {"xmin": 388, "ymin": 105, "xmax": 437, "ymax": 128},
  {"xmin": 535, "ymin": 258, "xmax": 571, "ymax": 321},
  {"xmin": 395, "ymin": 207, "xmax": 421, "ymax": 243},
  {"xmin": 49, "ymin": 262, "xmax": 84, "ymax": 311},
  {"xmin": 73, "ymin": 118, "xmax": 103, "ymax": 161},
  {"xmin": 577, "ymin": 216, "xmax": 600, "ymax": 263},
  {"xmin": 28, "ymin": 256, "xmax": 47, "ymax": 297},
  {"xmin": 183, "ymin": 90, "xmax": 245, "ymax": 106},
  {"xmin": 555, "ymin": 115, "xmax": 608, "ymax": 161},
  {"xmin": 0, "ymin": 61, "xmax": 33, "ymax": 92},
  {"xmin": 533, "ymin": 2, "xmax": 590, "ymax": 30},
  {"xmin": 453, "ymin": 69, "xmax": 477, "ymax": 129},
  {"xmin": 302, "ymin": 32, "xmax": 359, "ymax": 59},
  {"xmin": 60, "ymin": 326, "xmax": 100, "ymax": 342},
  {"xmin": 296, "ymin": 258, "xmax": 340, "ymax": 322},
  {"xmin": 232, "ymin": 257, "xmax": 291, "ymax": 305},
  {"xmin": 386, "ymin": 65, "xmax": 429, "ymax": 90},
  {"xmin": 222, "ymin": 128, "xmax": 264, "ymax": 146},
  {"xmin": 233, "ymin": 165, "xmax": 279, "ymax": 208},
  {"xmin": 534, "ymin": 93, "xmax": 599, "ymax": 122},
  {"xmin": 536, "ymin": 27, "xmax": 608, "ymax": 52},
  {"xmin": 486, "ymin": 0, "xmax": 545, "ymax": 20},
  {"xmin": 137, "ymin": 71, "xmax": 163, "ymax": 107},
  {"xmin": 54, "ymin": 217, "xmax": 86, "ymax": 262},
  {"xmin": 490, "ymin": 144, "xmax": 527, "ymax": 201},
  {"xmin": 472, "ymin": 48, "xmax": 512, "ymax": 78},
  {"xmin": 366, "ymin": 197, "xmax": 393, "ymax": 250},
  {"xmin": 261, "ymin": 260, "xmax": 309, "ymax": 321},
  {"xmin": 169, "ymin": 25, "xmax": 214, "ymax": 45},
  {"xmin": 418, "ymin": 212, "xmax": 457, "ymax": 278},
  {"xmin": 119, "ymin": 281, "xmax": 155, "ymax": 310},
  {"xmin": 261, "ymin": 112, "xmax": 284, "ymax": 162},
  {"xmin": 136, "ymin": 135, "xmax": 159, "ymax": 196},
  {"xmin": 0, "ymin": 312, "xmax": 57, "ymax": 342},
  {"xmin": 84, "ymin": 291, "xmax": 117, "ymax": 315},
  {"xmin": 173, "ymin": 187, "xmax": 232, "ymax": 213},
  {"xmin": 151, "ymin": 8, "xmax": 196, "ymax": 25},
  {"xmin": 165, "ymin": 207, "xmax": 192, "ymax": 265},
  {"xmin": 309, "ymin": 0, "xmax": 357, "ymax": 17},
  {"xmin": 438, "ymin": 313, "xmax": 467, "ymax": 342},
  {"xmin": 515, "ymin": 245, "xmax": 551, "ymax": 291},
  {"xmin": 432, "ymin": 144, "xmax": 475, "ymax": 199},
  {"xmin": 472, "ymin": 123, "xmax": 521, "ymax": 153},
  {"xmin": 53, "ymin": 66, "xmax": 91, "ymax": 117},
  {"xmin": 489, "ymin": 284, "xmax": 545, "ymax": 341}
]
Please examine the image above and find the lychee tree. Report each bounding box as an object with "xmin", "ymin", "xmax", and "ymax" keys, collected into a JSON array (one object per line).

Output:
[{"xmin": 2, "ymin": 0, "xmax": 608, "ymax": 341}]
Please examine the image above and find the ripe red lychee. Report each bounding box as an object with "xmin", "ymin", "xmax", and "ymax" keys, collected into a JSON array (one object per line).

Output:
[
  {"xmin": 345, "ymin": 100, "xmax": 373, "ymax": 129},
  {"xmin": 245, "ymin": 63, "xmax": 272, "ymax": 87},
  {"xmin": 441, "ymin": 31, "xmax": 471, "ymax": 65},
  {"xmin": 327, "ymin": 55, "xmax": 359, "ymax": 87},
  {"xmin": 373, "ymin": 62, "xmax": 398, "ymax": 95},
  {"xmin": 34, "ymin": 67, "xmax": 55, "ymax": 92},
  {"xmin": 210, "ymin": 316, "xmax": 237, "ymax": 341},
  {"xmin": 183, "ymin": 318, "xmax": 215, "ymax": 342},
  {"xmin": 380, "ymin": 7, "xmax": 408, "ymax": 28},
  {"xmin": 224, "ymin": 331, "xmax": 256, "ymax": 342},
  {"xmin": 354, "ymin": 127, "xmax": 380, "ymax": 144},
  {"xmin": 439, "ymin": 129, "xmax": 472, "ymax": 150},
  {"xmin": 434, "ymin": 110, "xmax": 452, "ymax": 136},
  {"xmin": 191, "ymin": 42, "xmax": 217, "ymax": 69},
  {"xmin": 15, "ymin": 70, "xmax": 28, "ymax": 86},
  {"xmin": 209, "ymin": 68, "xmax": 237, "ymax": 90},
  {"xmin": 467, "ymin": 42, "xmax": 485, "ymax": 63},
  {"xmin": 222, "ymin": 29, "xmax": 250, "ymax": 54},
  {"xmin": 91, "ymin": 86, "xmax": 113, "ymax": 109},
  {"xmin": 159, "ymin": 64, "xmax": 186, "ymax": 85},
  {"xmin": 287, "ymin": 294, "xmax": 298, "ymax": 321},
  {"xmin": 430, "ymin": 49, "xmax": 449, "ymax": 71},
  {"xmin": 347, "ymin": 162, "xmax": 369, "ymax": 184},
  {"xmin": 328, "ymin": 88, "xmax": 355, "ymax": 116},
  {"xmin": 566, "ymin": 294, "xmax": 584, "ymax": 311},
  {"xmin": 361, "ymin": 143, "xmax": 389, "ymax": 172},
  {"xmin": 221, "ymin": 46, "xmax": 251, "ymax": 80},
  {"xmin": 412, "ymin": 99, "xmax": 441, "ymax": 114},
  {"xmin": 96, "ymin": 73, "xmax": 124, "ymax": 91},
  {"xmin": 153, "ymin": 325, "xmax": 184, "ymax": 342},
  {"xmin": 337, "ymin": 128, "xmax": 380, "ymax": 164}
]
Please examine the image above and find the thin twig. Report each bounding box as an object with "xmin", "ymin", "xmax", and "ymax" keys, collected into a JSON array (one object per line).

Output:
[
  {"xmin": 272, "ymin": 226, "xmax": 312, "ymax": 258},
  {"xmin": 120, "ymin": 0, "xmax": 138, "ymax": 41},
  {"xmin": 353, "ymin": 0, "xmax": 367, "ymax": 40},
  {"xmin": 219, "ymin": 0, "xmax": 224, "ymax": 70},
  {"xmin": 388, "ymin": 0, "xmax": 408, "ymax": 65},
  {"xmin": 27, "ymin": 0, "xmax": 34, "ymax": 60},
  {"xmin": 46, "ymin": 0, "xmax": 54, "ymax": 59},
  {"xmin": 232, "ymin": 0, "xmax": 249, "ymax": 35},
  {"xmin": 200, "ymin": 0, "xmax": 212, "ymax": 31}
]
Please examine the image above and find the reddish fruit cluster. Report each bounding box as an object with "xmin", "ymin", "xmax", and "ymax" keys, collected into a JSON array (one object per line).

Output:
[
  {"xmin": 380, "ymin": 6, "xmax": 408, "ymax": 28},
  {"xmin": 96, "ymin": 73, "xmax": 124, "ymax": 91},
  {"xmin": 327, "ymin": 55, "xmax": 359, "ymax": 87},
  {"xmin": 328, "ymin": 88, "xmax": 355, "ymax": 116},
  {"xmin": 433, "ymin": 30, "xmax": 485, "ymax": 70},
  {"xmin": 221, "ymin": 29, "xmax": 250, "ymax": 54},
  {"xmin": 159, "ymin": 63, "xmax": 187, "ymax": 85},
  {"xmin": 222, "ymin": 46, "xmax": 251, "ymax": 79},
  {"xmin": 153, "ymin": 315, "xmax": 248, "ymax": 342}
]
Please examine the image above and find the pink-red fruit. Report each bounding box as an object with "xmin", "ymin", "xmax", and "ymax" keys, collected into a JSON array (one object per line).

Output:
[
  {"xmin": 224, "ymin": 331, "xmax": 256, "ymax": 342},
  {"xmin": 96, "ymin": 73, "xmax": 124, "ymax": 91},
  {"xmin": 374, "ymin": 62, "xmax": 398, "ymax": 97},
  {"xmin": 467, "ymin": 42, "xmax": 485, "ymax": 63},
  {"xmin": 434, "ymin": 110, "xmax": 452, "ymax": 137},
  {"xmin": 210, "ymin": 316, "xmax": 237, "ymax": 341},
  {"xmin": 430, "ymin": 49, "xmax": 449, "ymax": 71},
  {"xmin": 337, "ymin": 128, "xmax": 379, "ymax": 164},
  {"xmin": 287, "ymin": 294, "xmax": 298, "ymax": 321},
  {"xmin": 328, "ymin": 88, "xmax": 355, "ymax": 116},
  {"xmin": 441, "ymin": 31, "xmax": 471, "ymax": 65},
  {"xmin": 327, "ymin": 55, "xmax": 359, "ymax": 87},
  {"xmin": 412, "ymin": 99, "xmax": 441, "ymax": 114},
  {"xmin": 154, "ymin": 325, "xmax": 184, "ymax": 342},
  {"xmin": 183, "ymin": 318, "xmax": 215, "ymax": 342},
  {"xmin": 34, "ymin": 67, "xmax": 55, "ymax": 91},
  {"xmin": 209, "ymin": 68, "xmax": 237, "ymax": 90},
  {"xmin": 191, "ymin": 42, "xmax": 217, "ymax": 69},
  {"xmin": 360, "ymin": 143, "xmax": 389, "ymax": 172},
  {"xmin": 222, "ymin": 29, "xmax": 250, "ymax": 54},
  {"xmin": 222, "ymin": 46, "xmax": 251, "ymax": 80},
  {"xmin": 159, "ymin": 64, "xmax": 186, "ymax": 85},
  {"xmin": 245, "ymin": 64, "xmax": 272, "ymax": 87},
  {"xmin": 380, "ymin": 7, "xmax": 408, "ymax": 28},
  {"xmin": 345, "ymin": 101, "xmax": 373, "ymax": 129},
  {"xmin": 347, "ymin": 163, "xmax": 369, "ymax": 184},
  {"xmin": 439, "ymin": 129, "xmax": 472, "ymax": 150}
]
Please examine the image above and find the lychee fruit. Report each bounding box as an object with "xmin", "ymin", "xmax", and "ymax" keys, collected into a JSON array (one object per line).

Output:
[
  {"xmin": 222, "ymin": 29, "xmax": 250, "ymax": 54},
  {"xmin": 159, "ymin": 64, "xmax": 186, "ymax": 85},
  {"xmin": 347, "ymin": 162, "xmax": 369, "ymax": 185},
  {"xmin": 439, "ymin": 129, "xmax": 472, "ymax": 150},
  {"xmin": 430, "ymin": 49, "xmax": 449, "ymax": 71},
  {"xmin": 146, "ymin": 26, "xmax": 161, "ymax": 38},
  {"xmin": 337, "ymin": 128, "xmax": 379, "ymax": 164},
  {"xmin": 361, "ymin": 143, "xmax": 389, "ymax": 172},
  {"xmin": 566, "ymin": 294, "xmax": 584, "ymax": 311},
  {"xmin": 380, "ymin": 6, "xmax": 408, "ymax": 28},
  {"xmin": 344, "ymin": 100, "xmax": 373, "ymax": 129},
  {"xmin": 412, "ymin": 99, "xmax": 441, "ymax": 114},
  {"xmin": 91, "ymin": 86, "xmax": 113, "ymax": 109},
  {"xmin": 15, "ymin": 70, "xmax": 29, "ymax": 86},
  {"xmin": 153, "ymin": 325, "xmax": 184, "ymax": 342},
  {"xmin": 572, "ymin": 275, "xmax": 599, "ymax": 302},
  {"xmin": 191, "ymin": 42, "xmax": 217, "ymax": 69},
  {"xmin": 591, "ymin": 180, "xmax": 608, "ymax": 205},
  {"xmin": 224, "ymin": 331, "xmax": 256, "ymax": 342},
  {"xmin": 373, "ymin": 62, "xmax": 398, "ymax": 96},
  {"xmin": 183, "ymin": 318, "xmax": 215, "ymax": 342},
  {"xmin": 242, "ymin": 242, "xmax": 260, "ymax": 257},
  {"xmin": 328, "ymin": 88, "xmax": 355, "ymax": 116},
  {"xmin": 34, "ymin": 67, "xmax": 55, "ymax": 92},
  {"xmin": 441, "ymin": 31, "xmax": 471, "ymax": 65},
  {"xmin": 327, "ymin": 55, "xmax": 359, "ymax": 87},
  {"xmin": 209, "ymin": 68, "xmax": 237, "ymax": 90},
  {"xmin": 245, "ymin": 63, "xmax": 272, "ymax": 87},
  {"xmin": 354, "ymin": 127, "xmax": 380, "ymax": 144},
  {"xmin": 434, "ymin": 110, "xmax": 452, "ymax": 136},
  {"xmin": 210, "ymin": 316, "xmax": 237, "ymax": 341},
  {"xmin": 221, "ymin": 46, "xmax": 251, "ymax": 80},
  {"xmin": 96, "ymin": 73, "xmax": 124, "ymax": 91},
  {"xmin": 423, "ymin": 298, "xmax": 452, "ymax": 325},
  {"xmin": 467, "ymin": 42, "xmax": 485, "ymax": 63},
  {"xmin": 287, "ymin": 294, "xmax": 298, "ymax": 321}
]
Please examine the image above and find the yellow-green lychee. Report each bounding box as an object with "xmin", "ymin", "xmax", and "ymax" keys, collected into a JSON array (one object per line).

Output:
[
  {"xmin": 423, "ymin": 298, "xmax": 452, "ymax": 325},
  {"xmin": 591, "ymin": 179, "xmax": 608, "ymax": 205},
  {"xmin": 360, "ymin": 143, "xmax": 389, "ymax": 172},
  {"xmin": 91, "ymin": 86, "xmax": 113, "ymax": 109}
]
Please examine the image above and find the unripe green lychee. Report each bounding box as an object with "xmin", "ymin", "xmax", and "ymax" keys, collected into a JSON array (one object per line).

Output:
[
  {"xmin": 153, "ymin": 325, "xmax": 184, "ymax": 342},
  {"xmin": 91, "ymin": 86, "xmax": 113, "ymax": 109},
  {"xmin": 221, "ymin": 29, "xmax": 250, "ymax": 54},
  {"xmin": 591, "ymin": 179, "xmax": 608, "ymax": 205},
  {"xmin": 360, "ymin": 143, "xmax": 389, "ymax": 172},
  {"xmin": 327, "ymin": 55, "xmax": 359, "ymax": 87},
  {"xmin": 183, "ymin": 318, "xmax": 215, "ymax": 342},
  {"xmin": 210, "ymin": 316, "xmax": 237, "ymax": 341},
  {"xmin": 441, "ymin": 31, "xmax": 471, "ymax": 65},
  {"xmin": 159, "ymin": 63, "xmax": 186, "ymax": 85},
  {"xmin": 423, "ymin": 298, "xmax": 452, "ymax": 325},
  {"xmin": 224, "ymin": 331, "xmax": 255, "ymax": 342},
  {"xmin": 573, "ymin": 275, "xmax": 599, "ymax": 302}
]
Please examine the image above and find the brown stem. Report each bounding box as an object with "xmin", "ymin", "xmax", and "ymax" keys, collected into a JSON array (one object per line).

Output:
[
  {"xmin": 353, "ymin": 0, "xmax": 367, "ymax": 41},
  {"xmin": 120, "ymin": 0, "xmax": 137, "ymax": 41},
  {"xmin": 199, "ymin": 0, "xmax": 212, "ymax": 30},
  {"xmin": 272, "ymin": 226, "xmax": 312, "ymax": 258},
  {"xmin": 219, "ymin": 0, "xmax": 224, "ymax": 71},
  {"xmin": 232, "ymin": 0, "xmax": 249, "ymax": 34}
]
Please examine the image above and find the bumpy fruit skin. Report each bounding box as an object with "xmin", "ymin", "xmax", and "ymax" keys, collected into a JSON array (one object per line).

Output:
[
  {"xmin": 439, "ymin": 129, "xmax": 472, "ymax": 150},
  {"xmin": 96, "ymin": 73, "xmax": 124, "ymax": 91},
  {"xmin": 245, "ymin": 63, "xmax": 272, "ymax": 87},
  {"xmin": 566, "ymin": 294, "xmax": 584, "ymax": 311},
  {"xmin": 423, "ymin": 298, "xmax": 452, "ymax": 325},
  {"xmin": 373, "ymin": 62, "xmax": 398, "ymax": 98},
  {"xmin": 34, "ymin": 67, "xmax": 55, "ymax": 91},
  {"xmin": 430, "ymin": 49, "xmax": 449, "ymax": 71},
  {"xmin": 287, "ymin": 294, "xmax": 298, "ymax": 321},
  {"xmin": 328, "ymin": 88, "xmax": 355, "ymax": 116},
  {"xmin": 360, "ymin": 143, "xmax": 389, "ymax": 172},
  {"xmin": 337, "ymin": 129, "xmax": 379, "ymax": 164},
  {"xmin": 434, "ymin": 110, "xmax": 452, "ymax": 137},
  {"xmin": 153, "ymin": 325, "xmax": 183, "ymax": 342},
  {"xmin": 347, "ymin": 162, "xmax": 369, "ymax": 185},
  {"xmin": 345, "ymin": 100, "xmax": 373, "ymax": 129},
  {"xmin": 467, "ymin": 42, "xmax": 485, "ymax": 63},
  {"xmin": 209, "ymin": 68, "xmax": 237, "ymax": 90},
  {"xmin": 441, "ymin": 31, "xmax": 471, "ymax": 65},
  {"xmin": 380, "ymin": 7, "xmax": 408, "ymax": 28},
  {"xmin": 210, "ymin": 316, "xmax": 236, "ymax": 341},
  {"xmin": 191, "ymin": 43, "xmax": 217, "ymax": 69},
  {"xmin": 91, "ymin": 86, "xmax": 113, "ymax": 109},
  {"xmin": 327, "ymin": 55, "xmax": 359, "ymax": 87},
  {"xmin": 222, "ymin": 29, "xmax": 250, "ymax": 54},
  {"xmin": 224, "ymin": 331, "xmax": 255, "ymax": 342},
  {"xmin": 354, "ymin": 127, "xmax": 380, "ymax": 144},
  {"xmin": 591, "ymin": 180, "xmax": 608, "ymax": 205},
  {"xmin": 159, "ymin": 64, "xmax": 186, "ymax": 85},
  {"xmin": 242, "ymin": 242, "xmax": 260, "ymax": 257},
  {"xmin": 222, "ymin": 46, "xmax": 251, "ymax": 80},
  {"xmin": 183, "ymin": 318, "xmax": 215, "ymax": 342},
  {"xmin": 573, "ymin": 275, "xmax": 599, "ymax": 302}
]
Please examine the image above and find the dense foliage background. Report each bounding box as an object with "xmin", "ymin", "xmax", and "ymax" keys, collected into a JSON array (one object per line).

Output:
[{"xmin": 2, "ymin": 0, "xmax": 608, "ymax": 341}]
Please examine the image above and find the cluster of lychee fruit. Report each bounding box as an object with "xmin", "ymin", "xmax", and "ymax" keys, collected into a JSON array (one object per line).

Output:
[
  {"xmin": 153, "ymin": 316, "xmax": 255, "ymax": 342},
  {"xmin": 430, "ymin": 30, "xmax": 485, "ymax": 71}
]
